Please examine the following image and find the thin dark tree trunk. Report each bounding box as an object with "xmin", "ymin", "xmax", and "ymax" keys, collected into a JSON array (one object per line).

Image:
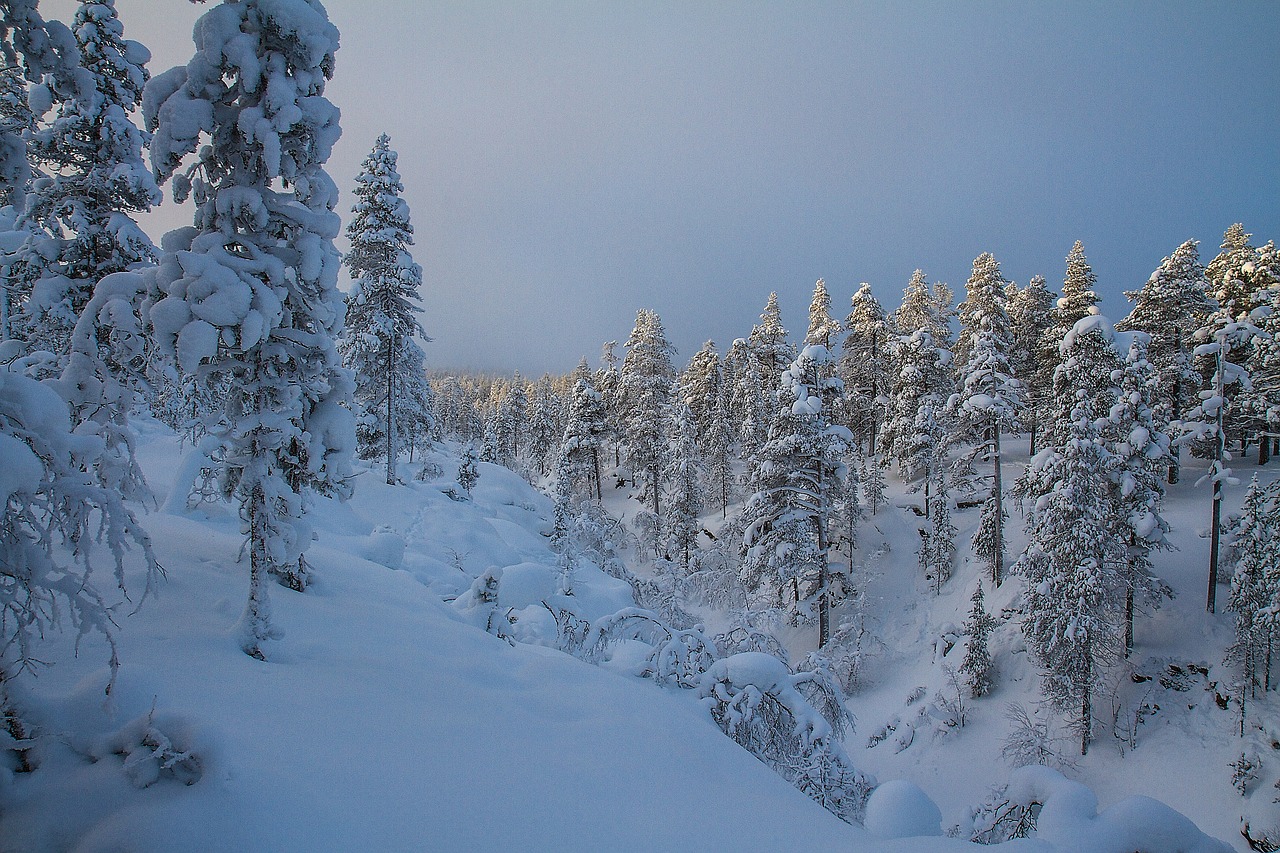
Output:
[
  {"xmin": 1125, "ymin": 586, "xmax": 1134, "ymax": 658},
  {"xmin": 386, "ymin": 335, "xmax": 396, "ymax": 485},
  {"xmin": 992, "ymin": 427, "xmax": 1004, "ymax": 587}
]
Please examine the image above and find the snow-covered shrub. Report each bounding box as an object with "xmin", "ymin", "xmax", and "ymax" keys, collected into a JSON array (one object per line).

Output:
[
  {"xmin": 94, "ymin": 707, "xmax": 201, "ymax": 789},
  {"xmin": 685, "ymin": 544, "xmax": 747, "ymax": 611},
  {"xmin": 956, "ymin": 766, "xmax": 1232, "ymax": 852},
  {"xmin": 713, "ymin": 610, "xmax": 789, "ymax": 667},
  {"xmin": 1001, "ymin": 703, "xmax": 1073, "ymax": 771},
  {"xmin": 452, "ymin": 567, "xmax": 510, "ymax": 641},
  {"xmin": 953, "ymin": 782, "xmax": 1042, "ymax": 843},
  {"xmin": 586, "ymin": 608, "xmax": 716, "ymax": 689},
  {"xmin": 698, "ymin": 652, "xmax": 873, "ymax": 824},
  {"xmin": 1231, "ymin": 751, "xmax": 1260, "ymax": 796}
]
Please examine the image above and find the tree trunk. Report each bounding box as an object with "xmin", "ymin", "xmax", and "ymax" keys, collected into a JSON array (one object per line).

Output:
[
  {"xmin": 1208, "ymin": 478, "xmax": 1222, "ymax": 613},
  {"xmin": 816, "ymin": 500, "xmax": 830, "ymax": 649},
  {"xmin": 1260, "ymin": 429, "xmax": 1271, "ymax": 465},
  {"xmin": 1125, "ymin": 585, "xmax": 1134, "ymax": 658},
  {"xmin": 243, "ymin": 479, "xmax": 270, "ymax": 660},
  {"xmin": 991, "ymin": 428, "xmax": 1004, "ymax": 588},
  {"xmin": 386, "ymin": 336, "xmax": 396, "ymax": 485},
  {"xmin": 591, "ymin": 447, "xmax": 602, "ymax": 501}
]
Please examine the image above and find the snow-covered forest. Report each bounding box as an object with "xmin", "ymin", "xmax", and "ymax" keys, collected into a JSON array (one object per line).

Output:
[{"xmin": 1, "ymin": 1, "xmax": 1278, "ymax": 850}]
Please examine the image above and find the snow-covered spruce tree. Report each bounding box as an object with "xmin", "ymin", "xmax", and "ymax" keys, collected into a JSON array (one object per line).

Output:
[
  {"xmin": 619, "ymin": 308, "xmax": 676, "ymax": 526},
  {"xmin": 665, "ymin": 402, "xmax": 705, "ymax": 573},
  {"xmin": 338, "ymin": 133, "xmax": 430, "ymax": 484},
  {"xmin": 456, "ymin": 441, "xmax": 479, "ymax": 498},
  {"xmin": 917, "ymin": 421, "xmax": 956, "ymax": 595},
  {"xmin": 703, "ymin": 395, "xmax": 733, "ymax": 519},
  {"xmin": 10, "ymin": 0, "xmax": 158, "ymax": 356},
  {"xmin": 1008, "ymin": 274, "xmax": 1055, "ymax": 454},
  {"xmin": 1034, "ymin": 241, "xmax": 1100, "ymax": 423},
  {"xmin": 498, "ymin": 372, "xmax": 527, "ymax": 464},
  {"xmin": 859, "ymin": 453, "xmax": 885, "ymax": 516},
  {"xmin": 738, "ymin": 345, "xmax": 851, "ymax": 647},
  {"xmin": 949, "ymin": 252, "xmax": 1022, "ymax": 586},
  {"xmin": 144, "ymin": 0, "xmax": 353, "ymax": 658},
  {"xmin": 679, "ymin": 338, "xmax": 721, "ymax": 443},
  {"xmin": 1225, "ymin": 476, "xmax": 1278, "ymax": 713},
  {"xmin": 559, "ymin": 374, "xmax": 607, "ymax": 501},
  {"xmin": 840, "ymin": 282, "xmax": 890, "ymax": 456},
  {"xmin": 526, "ymin": 372, "xmax": 564, "ymax": 476},
  {"xmin": 1242, "ymin": 241, "xmax": 1280, "ymax": 464},
  {"xmin": 824, "ymin": 443, "xmax": 863, "ymax": 595},
  {"xmin": 736, "ymin": 357, "xmax": 771, "ymax": 465},
  {"xmin": 720, "ymin": 335, "xmax": 746, "ymax": 419},
  {"xmin": 1106, "ymin": 334, "xmax": 1173, "ymax": 656},
  {"xmin": 1115, "ymin": 239, "xmax": 1212, "ymax": 483},
  {"xmin": 805, "ymin": 277, "xmax": 842, "ymax": 349},
  {"xmin": 747, "ymin": 291, "xmax": 795, "ymax": 397},
  {"xmin": 878, "ymin": 328, "xmax": 953, "ymax": 481},
  {"xmin": 1036, "ymin": 312, "xmax": 1124, "ymax": 455},
  {"xmin": 1015, "ymin": 401, "xmax": 1120, "ymax": 756},
  {"xmin": 960, "ymin": 582, "xmax": 996, "ymax": 698}
]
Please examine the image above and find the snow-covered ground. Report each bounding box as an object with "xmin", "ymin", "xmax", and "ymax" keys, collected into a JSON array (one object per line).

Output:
[{"xmin": 1, "ymin": 419, "xmax": 1267, "ymax": 851}]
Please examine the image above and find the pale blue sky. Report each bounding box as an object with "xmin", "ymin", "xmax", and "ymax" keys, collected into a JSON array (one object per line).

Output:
[{"xmin": 46, "ymin": 0, "xmax": 1280, "ymax": 375}]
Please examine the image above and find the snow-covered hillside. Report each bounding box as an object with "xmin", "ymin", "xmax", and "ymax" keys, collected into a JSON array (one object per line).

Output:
[{"xmin": 0, "ymin": 421, "xmax": 1252, "ymax": 852}]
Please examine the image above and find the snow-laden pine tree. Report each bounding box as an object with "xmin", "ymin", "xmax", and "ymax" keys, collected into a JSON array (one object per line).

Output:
[
  {"xmin": 879, "ymin": 328, "xmax": 953, "ymax": 481},
  {"xmin": 145, "ymin": 0, "xmax": 353, "ymax": 658},
  {"xmin": 1035, "ymin": 241, "xmax": 1100, "ymax": 434},
  {"xmin": 559, "ymin": 374, "xmax": 607, "ymax": 501},
  {"xmin": 738, "ymin": 345, "xmax": 851, "ymax": 646},
  {"xmin": 1225, "ymin": 476, "xmax": 1279, "ymax": 708},
  {"xmin": 1008, "ymin": 274, "xmax": 1055, "ymax": 454},
  {"xmin": 1015, "ymin": 400, "xmax": 1120, "ymax": 756},
  {"xmin": 917, "ymin": 416, "xmax": 956, "ymax": 595},
  {"xmin": 805, "ymin": 278, "xmax": 842, "ymax": 349},
  {"xmin": 526, "ymin": 372, "xmax": 564, "ymax": 476},
  {"xmin": 891, "ymin": 269, "xmax": 951, "ymax": 343},
  {"xmin": 1182, "ymin": 298, "xmax": 1261, "ymax": 613},
  {"xmin": 736, "ymin": 356, "xmax": 771, "ymax": 464},
  {"xmin": 456, "ymin": 442, "xmax": 479, "ymax": 497},
  {"xmin": 1115, "ymin": 239, "xmax": 1212, "ymax": 483},
  {"xmin": 679, "ymin": 339, "xmax": 721, "ymax": 443},
  {"xmin": 664, "ymin": 403, "xmax": 705, "ymax": 573},
  {"xmin": 703, "ymin": 395, "xmax": 733, "ymax": 519},
  {"xmin": 949, "ymin": 252, "xmax": 1022, "ymax": 586},
  {"xmin": 619, "ymin": 308, "xmax": 676, "ymax": 522},
  {"xmin": 1106, "ymin": 334, "xmax": 1173, "ymax": 656},
  {"xmin": 594, "ymin": 339, "xmax": 623, "ymax": 468},
  {"xmin": 11, "ymin": 0, "xmax": 158, "ymax": 356},
  {"xmin": 0, "ymin": 0, "xmax": 78, "ymax": 223},
  {"xmin": 961, "ymin": 583, "xmax": 996, "ymax": 698},
  {"xmin": 748, "ymin": 291, "xmax": 794, "ymax": 395},
  {"xmin": 494, "ymin": 375, "xmax": 527, "ymax": 467},
  {"xmin": 840, "ymin": 282, "xmax": 890, "ymax": 456},
  {"xmin": 339, "ymin": 134, "xmax": 429, "ymax": 485}
]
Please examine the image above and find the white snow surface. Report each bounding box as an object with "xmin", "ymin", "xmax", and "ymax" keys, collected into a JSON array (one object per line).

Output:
[{"xmin": 0, "ymin": 420, "xmax": 1252, "ymax": 851}]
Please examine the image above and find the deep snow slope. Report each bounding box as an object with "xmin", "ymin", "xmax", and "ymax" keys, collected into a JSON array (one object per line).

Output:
[{"xmin": 1, "ymin": 423, "xmax": 872, "ymax": 852}]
